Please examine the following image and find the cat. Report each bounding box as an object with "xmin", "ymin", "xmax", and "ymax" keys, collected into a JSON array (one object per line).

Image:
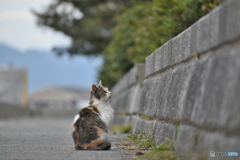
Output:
[{"xmin": 72, "ymin": 81, "xmax": 114, "ymax": 150}]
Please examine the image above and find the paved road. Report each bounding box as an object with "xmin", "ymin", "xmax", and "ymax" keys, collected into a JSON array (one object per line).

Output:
[{"xmin": 0, "ymin": 117, "xmax": 131, "ymax": 160}]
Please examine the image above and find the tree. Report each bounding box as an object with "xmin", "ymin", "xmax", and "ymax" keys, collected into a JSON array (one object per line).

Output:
[{"xmin": 32, "ymin": 0, "xmax": 132, "ymax": 56}]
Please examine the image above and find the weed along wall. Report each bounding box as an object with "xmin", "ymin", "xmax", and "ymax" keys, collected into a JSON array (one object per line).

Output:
[{"xmin": 110, "ymin": 0, "xmax": 240, "ymax": 158}]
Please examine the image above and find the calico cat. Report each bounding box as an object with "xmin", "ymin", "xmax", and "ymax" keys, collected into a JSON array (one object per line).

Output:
[{"xmin": 72, "ymin": 81, "xmax": 114, "ymax": 150}]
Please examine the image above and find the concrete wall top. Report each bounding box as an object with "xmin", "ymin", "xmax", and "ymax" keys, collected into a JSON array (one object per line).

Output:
[
  {"xmin": 111, "ymin": 63, "xmax": 145, "ymax": 94},
  {"xmin": 145, "ymin": 0, "xmax": 240, "ymax": 77}
]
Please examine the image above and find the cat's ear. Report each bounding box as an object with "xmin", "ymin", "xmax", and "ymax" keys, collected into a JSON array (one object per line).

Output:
[
  {"xmin": 91, "ymin": 84, "xmax": 98, "ymax": 92},
  {"xmin": 97, "ymin": 80, "xmax": 103, "ymax": 88}
]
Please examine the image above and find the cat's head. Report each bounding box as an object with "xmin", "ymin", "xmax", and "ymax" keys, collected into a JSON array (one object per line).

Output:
[{"xmin": 90, "ymin": 80, "xmax": 112, "ymax": 104}]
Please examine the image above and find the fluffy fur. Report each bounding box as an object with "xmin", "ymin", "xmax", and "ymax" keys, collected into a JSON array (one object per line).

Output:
[{"xmin": 72, "ymin": 81, "xmax": 113, "ymax": 150}]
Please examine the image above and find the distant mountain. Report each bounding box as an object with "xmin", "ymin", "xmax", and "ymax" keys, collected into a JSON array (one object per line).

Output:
[
  {"xmin": 0, "ymin": 44, "xmax": 21, "ymax": 55},
  {"xmin": 0, "ymin": 43, "xmax": 103, "ymax": 92}
]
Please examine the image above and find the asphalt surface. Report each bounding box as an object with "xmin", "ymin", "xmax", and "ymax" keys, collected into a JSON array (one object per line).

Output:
[{"xmin": 0, "ymin": 117, "xmax": 131, "ymax": 160}]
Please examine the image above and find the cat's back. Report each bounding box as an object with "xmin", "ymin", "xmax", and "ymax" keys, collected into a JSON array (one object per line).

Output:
[{"xmin": 79, "ymin": 105, "xmax": 108, "ymax": 131}]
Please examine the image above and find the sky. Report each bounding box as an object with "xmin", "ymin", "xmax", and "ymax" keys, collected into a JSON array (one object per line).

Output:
[{"xmin": 0, "ymin": 0, "xmax": 71, "ymax": 51}]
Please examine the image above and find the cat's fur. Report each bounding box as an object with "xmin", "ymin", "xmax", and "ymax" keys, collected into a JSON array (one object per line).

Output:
[{"xmin": 72, "ymin": 81, "xmax": 114, "ymax": 150}]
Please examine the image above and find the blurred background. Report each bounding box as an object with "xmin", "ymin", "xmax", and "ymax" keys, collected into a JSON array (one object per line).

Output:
[
  {"xmin": 0, "ymin": 0, "xmax": 103, "ymax": 113},
  {"xmin": 0, "ymin": 0, "xmax": 222, "ymax": 116}
]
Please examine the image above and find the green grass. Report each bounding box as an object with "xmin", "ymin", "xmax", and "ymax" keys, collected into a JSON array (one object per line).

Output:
[
  {"xmin": 174, "ymin": 119, "xmax": 180, "ymax": 141},
  {"xmin": 110, "ymin": 123, "xmax": 131, "ymax": 134},
  {"xmin": 138, "ymin": 113, "xmax": 159, "ymax": 121},
  {"xmin": 124, "ymin": 119, "xmax": 207, "ymax": 160},
  {"xmin": 117, "ymin": 111, "xmax": 127, "ymax": 116},
  {"xmin": 142, "ymin": 140, "xmax": 177, "ymax": 160},
  {"xmin": 127, "ymin": 130, "xmax": 155, "ymax": 149},
  {"xmin": 140, "ymin": 113, "xmax": 150, "ymax": 121},
  {"xmin": 124, "ymin": 130, "xmax": 179, "ymax": 160},
  {"xmin": 195, "ymin": 52, "xmax": 200, "ymax": 59}
]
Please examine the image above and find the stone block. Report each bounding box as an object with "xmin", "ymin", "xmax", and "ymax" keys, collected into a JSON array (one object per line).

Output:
[
  {"xmin": 111, "ymin": 63, "xmax": 145, "ymax": 95},
  {"xmin": 145, "ymin": 28, "xmax": 192, "ymax": 77},
  {"xmin": 131, "ymin": 115, "xmax": 139, "ymax": 133},
  {"xmin": 110, "ymin": 87, "xmax": 134, "ymax": 114},
  {"xmin": 175, "ymin": 125, "xmax": 199, "ymax": 155},
  {"xmin": 178, "ymin": 57, "xmax": 211, "ymax": 121},
  {"xmin": 145, "ymin": 52, "xmax": 155, "ymax": 77},
  {"xmin": 154, "ymin": 121, "xmax": 176, "ymax": 144},
  {"xmin": 190, "ymin": 23, "xmax": 198, "ymax": 56},
  {"xmin": 171, "ymin": 35, "xmax": 181, "ymax": 66},
  {"xmin": 165, "ymin": 65, "xmax": 192, "ymax": 120},
  {"xmin": 226, "ymin": 0, "xmax": 240, "ymax": 42},
  {"xmin": 196, "ymin": 6, "xmax": 220, "ymax": 53},
  {"xmin": 140, "ymin": 64, "xmax": 193, "ymax": 120},
  {"xmin": 133, "ymin": 118, "xmax": 176, "ymax": 144},
  {"xmin": 111, "ymin": 84, "xmax": 143, "ymax": 115},
  {"xmin": 154, "ymin": 45, "xmax": 163, "ymax": 74},
  {"xmin": 191, "ymin": 42, "xmax": 240, "ymax": 133},
  {"xmin": 139, "ymin": 72, "xmax": 172, "ymax": 118},
  {"xmin": 175, "ymin": 125, "xmax": 240, "ymax": 160},
  {"xmin": 111, "ymin": 64, "xmax": 145, "ymax": 116},
  {"xmin": 219, "ymin": 0, "xmax": 240, "ymax": 44},
  {"xmin": 179, "ymin": 28, "xmax": 191, "ymax": 60},
  {"xmin": 128, "ymin": 85, "xmax": 142, "ymax": 114},
  {"xmin": 112, "ymin": 116, "xmax": 130, "ymax": 126}
]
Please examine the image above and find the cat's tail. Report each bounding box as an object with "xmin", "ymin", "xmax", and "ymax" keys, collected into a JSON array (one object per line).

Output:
[
  {"xmin": 85, "ymin": 141, "xmax": 111, "ymax": 150},
  {"xmin": 75, "ymin": 134, "xmax": 111, "ymax": 150}
]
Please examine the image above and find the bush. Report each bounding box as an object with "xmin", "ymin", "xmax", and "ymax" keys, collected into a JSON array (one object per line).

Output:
[{"xmin": 99, "ymin": 0, "xmax": 223, "ymax": 88}]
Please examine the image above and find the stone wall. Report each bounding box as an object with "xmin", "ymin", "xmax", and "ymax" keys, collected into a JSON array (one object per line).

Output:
[
  {"xmin": 110, "ymin": 0, "xmax": 240, "ymax": 159},
  {"xmin": 110, "ymin": 63, "xmax": 145, "ymax": 125}
]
